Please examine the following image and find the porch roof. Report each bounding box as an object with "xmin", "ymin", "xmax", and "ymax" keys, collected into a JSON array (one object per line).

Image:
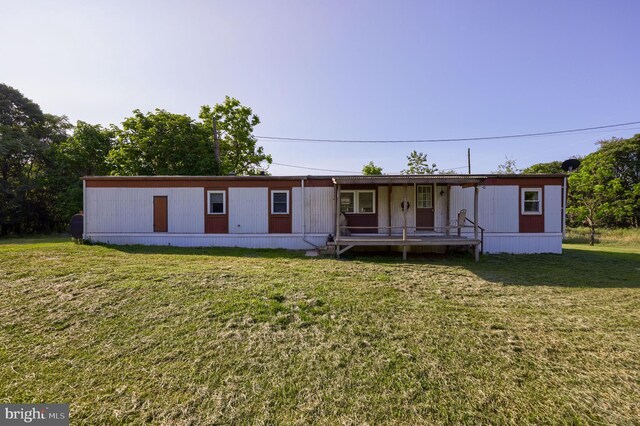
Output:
[{"xmin": 332, "ymin": 174, "xmax": 487, "ymax": 185}]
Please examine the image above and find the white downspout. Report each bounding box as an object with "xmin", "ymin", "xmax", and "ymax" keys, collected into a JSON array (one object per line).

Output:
[
  {"xmin": 301, "ymin": 178, "xmax": 322, "ymax": 250},
  {"xmin": 562, "ymin": 175, "xmax": 567, "ymax": 238}
]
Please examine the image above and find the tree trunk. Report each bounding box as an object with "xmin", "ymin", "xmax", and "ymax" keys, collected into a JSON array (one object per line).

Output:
[{"xmin": 589, "ymin": 225, "xmax": 596, "ymax": 246}]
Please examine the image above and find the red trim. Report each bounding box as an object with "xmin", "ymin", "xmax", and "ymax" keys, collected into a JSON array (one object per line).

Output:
[
  {"xmin": 340, "ymin": 187, "xmax": 378, "ymax": 233},
  {"xmin": 268, "ymin": 188, "xmax": 292, "ymax": 233},
  {"xmin": 85, "ymin": 177, "xmax": 334, "ymax": 188},
  {"xmin": 485, "ymin": 177, "xmax": 564, "ymax": 186},
  {"xmin": 204, "ymin": 188, "xmax": 228, "ymax": 233},
  {"xmin": 519, "ymin": 186, "xmax": 544, "ymax": 233}
]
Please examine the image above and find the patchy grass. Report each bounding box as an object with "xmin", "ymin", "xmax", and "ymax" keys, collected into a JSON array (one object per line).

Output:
[
  {"xmin": 565, "ymin": 226, "xmax": 640, "ymax": 246},
  {"xmin": 0, "ymin": 240, "xmax": 638, "ymax": 424}
]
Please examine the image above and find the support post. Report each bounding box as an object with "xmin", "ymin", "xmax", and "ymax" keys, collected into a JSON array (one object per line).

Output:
[
  {"xmin": 402, "ymin": 184, "xmax": 407, "ymax": 241},
  {"xmin": 402, "ymin": 184, "xmax": 408, "ymax": 261},
  {"xmin": 335, "ymin": 184, "xmax": 341, "ymax": 244},
  {"xmin": 446, "ymin": 184, "xmax": 451, "ymax": 236},
  {"xmin": 473, "ymin": 185, "xmax": 479, "ymax": 241},
  {"xmin": 387, "ymin": 184, "xmax": 392, "ymax": 236}
]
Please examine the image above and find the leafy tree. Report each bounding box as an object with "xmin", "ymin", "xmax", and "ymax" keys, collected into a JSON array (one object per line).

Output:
[
  {"xmin": 0, "ymin": 83, "xmax": 71, "ymax": 234},
  {"xmin": 401, "ymin": 151, "xmax": 438, "ymax": 174},
  {"xmin": 48, "ymin": 122, "xmax": 115, "ymax": 221},
  {"xmin": 567, "ymin": 136, "xmax": 640, "ymax": 244},
  {"xmin": 199, "ymin": 96, "xmax": 271, "ymax": 175},
  {"xmin": 361, "ymin": 161, "xmax": 383, "ymax": 175},
  {"xmin": 493, "ymin": 156, "xmax": 521, "ymax": 174},
  {"xmin": 438, "ymin": 169, "xmax": 459, "ymax": 175},
  {"xmin": 108, "ymin": 109, "xmax": 215, "ymax": 176},
  {"xmin": 522, "ymin": 161, "xmax": 564, "ymax": 174}
]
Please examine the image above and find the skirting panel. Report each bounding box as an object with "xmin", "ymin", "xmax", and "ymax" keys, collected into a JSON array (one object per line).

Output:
[
  {"xmin": 86, "ymin": 233, "xmax": 329, "ymax": 250},
  {"xmin": 482, "ymin": 233, "xmax": 562, "ymax": 254}
]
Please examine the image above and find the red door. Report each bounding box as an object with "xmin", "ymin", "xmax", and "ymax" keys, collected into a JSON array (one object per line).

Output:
[
  {"xmin": 415, "ymin": 185, "xmax": 434, "ymax": 231},
  {"xmin": 153, "ymin": 196, "xmax": 168, "ymax": 232}
]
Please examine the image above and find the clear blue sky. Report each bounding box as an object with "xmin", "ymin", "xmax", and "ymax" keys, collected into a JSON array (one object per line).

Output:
[{"xmin": 2, "ymin": 0, "xmax": 639, "ymax": 174}]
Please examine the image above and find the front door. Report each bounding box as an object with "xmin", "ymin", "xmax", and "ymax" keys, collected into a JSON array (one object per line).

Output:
[
  {"xmin": 415, "ymin": 185, "xmax": 434, "ymax": 231},
  {"xmin": 153, "ymin": 196, "xmax": 168, "ymax": 232}
]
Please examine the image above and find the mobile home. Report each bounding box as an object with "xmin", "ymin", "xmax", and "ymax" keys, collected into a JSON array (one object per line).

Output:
[{"xmin": 82, "ymin": 174, "xmax": 566, "ymax": 259}]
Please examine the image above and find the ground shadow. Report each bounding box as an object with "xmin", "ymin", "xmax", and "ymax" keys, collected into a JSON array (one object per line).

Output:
[
  {"xmin": 103, "ymin": 242, "xmax": 310, "ymax": 259},
  {"xmin": 99, "ymin": 242, "xmax": 640, "ymax": 289},
  {"xmin": 347, "ymin": 247, "xmax": 640, "ymax": 288}
]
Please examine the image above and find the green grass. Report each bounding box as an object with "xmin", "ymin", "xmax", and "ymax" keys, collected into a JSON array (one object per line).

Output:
[
  {"xmin": 0, "ymin": 239, "xmax": 639, "ymax": 424},
  {"xmin": 565, "ymin": 226, "xmax": 640, "ymax": 246}
]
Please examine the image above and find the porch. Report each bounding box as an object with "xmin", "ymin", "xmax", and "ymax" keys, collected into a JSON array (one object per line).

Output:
[{"xmin": 331, "ymin": 175, "xmax": 487, "ymax": 260}]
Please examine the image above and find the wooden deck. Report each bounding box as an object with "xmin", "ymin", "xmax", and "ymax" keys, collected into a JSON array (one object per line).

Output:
[{"xmin": 331, "ymin": 234, "xmax": 482, "ymax": 260}]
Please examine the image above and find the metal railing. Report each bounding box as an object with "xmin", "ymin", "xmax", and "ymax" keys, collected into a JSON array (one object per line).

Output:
[{"xmin": 464, "ymin": 217, "xmax": 485, "ymax": 254}]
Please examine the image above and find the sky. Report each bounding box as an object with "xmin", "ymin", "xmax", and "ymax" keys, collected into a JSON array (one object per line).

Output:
[{"xmin": 2, "ymin": 0, "xmax": 639, "ymax": 175}]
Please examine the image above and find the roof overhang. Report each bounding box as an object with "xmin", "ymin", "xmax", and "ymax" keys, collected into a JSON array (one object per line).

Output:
[{"xmin": 332, "ymin": 175, "xmax": 487, "ymax": 186}]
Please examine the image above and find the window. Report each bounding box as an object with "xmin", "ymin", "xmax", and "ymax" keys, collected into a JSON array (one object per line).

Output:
[
  {"xmin": 417, "ymin": 185, "xmax": 433, "ymax": 208},
  {"xmin": 358, "ymin": 191, "xmax": 374, "ymax": 213},
  {"xmin": 271, "ymin": 190, "xmax": 289, "ymax": 214},
  {"xmin": 340, "ymin": 192, "xmax": 355, "ymax": 213},
  {"xmin": 521, "ymin": 188, "xmax": 542, "ymax": 215},
  {"xmin": 340, "ymin": 190, "xmax": 376, "ymax": 214},
  {"xmin": 207, "ymin": 190, "xmax": 226, "ymax": 214}
]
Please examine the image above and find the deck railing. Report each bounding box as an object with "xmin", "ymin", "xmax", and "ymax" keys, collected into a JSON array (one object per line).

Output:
[
  {"xmin": 337, "ymin": 225, "xmax": 479, "ymax": 238},
  {"xmin": 463, "ymin": 217, "xmax": 485, "ymax": 254}
]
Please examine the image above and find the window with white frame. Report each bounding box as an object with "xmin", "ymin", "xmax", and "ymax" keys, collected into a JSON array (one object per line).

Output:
[
  {"xmin": 207, "ymin": 190, "xmax": 226, "ymax": 214},
  {"xmin": 340, "ymin": 192, "xmax": 355, "ymax": 213},
  {"xmin": 340, "ymin": 190, "xmax": 376, "ymax": 214},
  {"xmin": 271, "ymin": 190, "xmax": 289, "ymax": 214},
  {"xmin": 521, "ymin": 188, "xmax": 542, "ymax": 215}
]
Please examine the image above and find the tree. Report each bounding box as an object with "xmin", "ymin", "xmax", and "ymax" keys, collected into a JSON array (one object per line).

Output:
[
  {"xmin": 522, "ymin": 161, "xmax": 564, "ymax": 174},
  {"xmin": 108, "ymin": 109, "xmax": 215, "ymax": 176},
  {"xmin": 401, "ymin": 151, "xmax": 438, "ymax": 174},
  {"xmin": 567, "ymin": 136, "xmax": 640, "ymax": 244},
  {"xmin": 361, "ymin": 161, "xmax": 383, "ymax": 175},
  {"xmin": 0, "ymin": 83, "xmax": 71, "ymax": 234},
  {"xmin": 493, "ymin": 156, "xmax": 521, "ymax": 174},
  {"xmin": 48, "ymin": 122, "xmax": 115, "ymax": 222},
  {"xmin": 199, "ymin": 97, "xmax": 271, "ymax": 175}
]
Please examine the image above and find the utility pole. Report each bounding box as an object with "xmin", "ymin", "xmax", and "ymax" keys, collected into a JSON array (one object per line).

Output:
[
  {"xmin": 467, "ymin": 148, "xmax": 471, "ymax": 174},
  {"xmin": 212, "ymin": 116, "xmax": 220, "ymax": 174}
]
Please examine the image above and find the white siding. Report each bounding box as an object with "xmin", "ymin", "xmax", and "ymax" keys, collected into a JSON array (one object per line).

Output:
[
  {"xmin": 307, "ymin": 187, "xmax": 335, "ymax": 234},
  {"xmin": 449, "ymin": 185, "xmax": 519, "ymax": 233},
  {"xmin": 228, "ymin": 188, "xmax": 268, "ymax": 234},
  {"xmin": 434, "ymin": 184, "xmax": 448, "ymax": 231},
  {"xmin": 483, "ymin": 233, "xmax": 562, "ymax": 254},
  {"xmin": 390, "ymin": 185, "xmax": 416, "ymax": 234},
  {"xmin": 87, "ymin": 233, "xmax": 329, "ymax": 250},
  {"xmin": 85, "ymin": 187, "xmax": 203, "ymax": 234},
  {"xmin": 544, "ymin": 185, "xmax": 562, "ymax": 233},
  {"xmin": 449, "ymin": 186, "xmax": 475, "ymax": 226},
  {"xmin": 292, "ymin": 186, "xmax": 335, "ymax": 234}
]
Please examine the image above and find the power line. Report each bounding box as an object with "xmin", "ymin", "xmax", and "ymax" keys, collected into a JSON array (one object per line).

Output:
[
  {"xmin": 256, "ymin": 120, "xmax": 640, "ymax": 144},
  {"xmin": 271, "ymin": 162, "xmax": 360, "ymax": 174},
  {"xmin": 271, "ymin": 161, "xmax": 469, "ymax": 174}
]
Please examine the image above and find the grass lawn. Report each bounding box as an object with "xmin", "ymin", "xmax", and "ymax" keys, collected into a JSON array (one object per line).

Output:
[
  {"xmin": 565, "ymin": 226, "xmax": 640, "ymax": 247},
  {"xmin": 1, "ymin": 238, "xmax": 639, "ymax": 424}
]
